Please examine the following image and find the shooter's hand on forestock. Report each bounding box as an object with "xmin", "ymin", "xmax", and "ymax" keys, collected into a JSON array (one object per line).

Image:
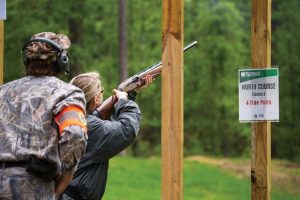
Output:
[{"xmin": 135, "ymin": 75, "xmax": 153, "ymax": 93}]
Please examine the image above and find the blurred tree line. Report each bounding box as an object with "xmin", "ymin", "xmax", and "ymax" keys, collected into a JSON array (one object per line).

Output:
[{"xmin": 3, "ymin": 0, "xmax": 300, "ymax": 161}]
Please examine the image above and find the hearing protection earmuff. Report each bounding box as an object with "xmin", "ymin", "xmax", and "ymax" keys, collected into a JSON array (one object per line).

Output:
[{"xmin": 22, "ymin": 37, "xmax": 70, "ymax": 73}]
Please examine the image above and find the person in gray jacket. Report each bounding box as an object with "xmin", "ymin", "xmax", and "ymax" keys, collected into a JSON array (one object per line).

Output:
[{"xmin": 59, "ymin": 72, "xmax": 151, "ymax": 200}]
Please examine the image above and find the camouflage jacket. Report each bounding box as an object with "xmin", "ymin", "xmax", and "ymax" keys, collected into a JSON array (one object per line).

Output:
[{"xmin": 0, "ymin": 76, "xmax": 87, "ymax": 176}]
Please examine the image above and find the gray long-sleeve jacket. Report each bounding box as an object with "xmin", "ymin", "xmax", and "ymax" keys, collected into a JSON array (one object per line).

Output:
[{"xmin": 62, "ymin": 98, "xmax": 141, "ymax": 200}]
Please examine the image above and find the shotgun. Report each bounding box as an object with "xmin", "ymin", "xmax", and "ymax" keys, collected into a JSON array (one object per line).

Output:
[{"xmin": 96, "ymin": 41, "xmax": 197, "ymax": 119}]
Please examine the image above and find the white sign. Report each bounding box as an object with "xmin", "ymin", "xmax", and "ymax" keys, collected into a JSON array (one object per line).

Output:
[
  {"xmin": 239, "ymin": 68, "xmax": 279, "ymax": 122},
  {"xmin": 0, "ymin": 0, "xmax": 6, "ymax": 20}
]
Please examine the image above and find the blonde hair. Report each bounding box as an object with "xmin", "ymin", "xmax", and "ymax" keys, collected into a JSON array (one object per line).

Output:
[{"xmin": 70, "ymin": 72, "xmax": 103, "ymax": 104}]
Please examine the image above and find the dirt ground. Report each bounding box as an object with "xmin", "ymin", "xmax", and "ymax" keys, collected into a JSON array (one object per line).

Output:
[{"xmin": 187, "ymin": 155, "xmax": 300, "ymax": 195}]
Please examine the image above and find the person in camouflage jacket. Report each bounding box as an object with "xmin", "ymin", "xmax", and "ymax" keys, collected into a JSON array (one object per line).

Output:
[{"xmin": 0, "ymin": 32, "xmax": 87, "ymax": 200}]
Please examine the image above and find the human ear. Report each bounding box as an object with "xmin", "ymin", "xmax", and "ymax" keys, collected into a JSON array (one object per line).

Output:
[{"xmin": 94, "ymin": 96, "xmax": 99, "ymax": 105}]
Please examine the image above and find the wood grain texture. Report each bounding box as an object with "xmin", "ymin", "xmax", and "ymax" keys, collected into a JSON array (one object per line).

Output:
[
  {"xmin": 251, "ymin": 0, "xmax": 272, "ymax": 199},
  {"xmin": 161, "ymin": 0, "xmax": 184, "ymax": 199}
]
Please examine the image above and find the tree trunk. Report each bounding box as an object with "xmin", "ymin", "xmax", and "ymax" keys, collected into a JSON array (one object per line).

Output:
[
  {"xmin": 119, "ymin": 0, "xmax": 128, "ymax": 82},
  {"xmin": 68, "ymin": 2, "xmax": 84, "ymax": 77}
]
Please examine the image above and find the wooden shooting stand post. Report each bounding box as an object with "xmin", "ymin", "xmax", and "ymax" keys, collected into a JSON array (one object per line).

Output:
[
  {"xmin": 0, "ymin": 20, "xmax": 3, "ymax": 85},
  {"xmin": 251, "ymin": 0, "xmax": 272, "ymax": 199},
  {"xmin": 161, "ymin": 0, "xmax": 184, "ymax": 199}
]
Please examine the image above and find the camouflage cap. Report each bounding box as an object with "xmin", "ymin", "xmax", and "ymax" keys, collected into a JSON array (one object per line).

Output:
[
  {"xmin": 24, "ymin": 32, "xmax": 71, "ymax": 63},
  {"xmin": 31, "ymin": 32, "xmax": 71, "ymax": 49}
]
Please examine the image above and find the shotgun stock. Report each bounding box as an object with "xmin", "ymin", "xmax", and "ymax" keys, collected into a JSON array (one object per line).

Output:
[{"xmin": 96, "ymin": 41, "xmax": 197, "ymax": 119}]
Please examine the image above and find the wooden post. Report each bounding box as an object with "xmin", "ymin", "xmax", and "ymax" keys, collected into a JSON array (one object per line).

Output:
[
  {"xmin": 0, "ymin": 20, "xmax": 3, "ymax": 85},
  {"xmin": 251, "ymin": 0, "xmax": 272, "ymax": 199},
  {"xmin": 161, "ymin": 0, "xmax": 184, "ymax": 199}
]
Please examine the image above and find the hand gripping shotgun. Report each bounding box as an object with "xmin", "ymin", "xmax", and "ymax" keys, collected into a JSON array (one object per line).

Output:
[{"xmin": 96, "ymin": 41, "xmax": 197, "ymax": 119}]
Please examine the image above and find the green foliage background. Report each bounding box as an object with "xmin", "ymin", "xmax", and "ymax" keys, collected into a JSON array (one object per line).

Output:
[{"xmin": 3, "ymin": 0, "xmax": 300, "ymax": 161}]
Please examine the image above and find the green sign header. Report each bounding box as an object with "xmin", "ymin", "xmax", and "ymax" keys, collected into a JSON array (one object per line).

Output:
[{"xmin": 239, "ymin": 69, "xmax": 278, "ymax": 83}]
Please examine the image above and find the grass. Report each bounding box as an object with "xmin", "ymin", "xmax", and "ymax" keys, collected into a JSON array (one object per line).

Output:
[{"xmin": 103, "ymin": 156, "xmax": 299, "ymax": 200}]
